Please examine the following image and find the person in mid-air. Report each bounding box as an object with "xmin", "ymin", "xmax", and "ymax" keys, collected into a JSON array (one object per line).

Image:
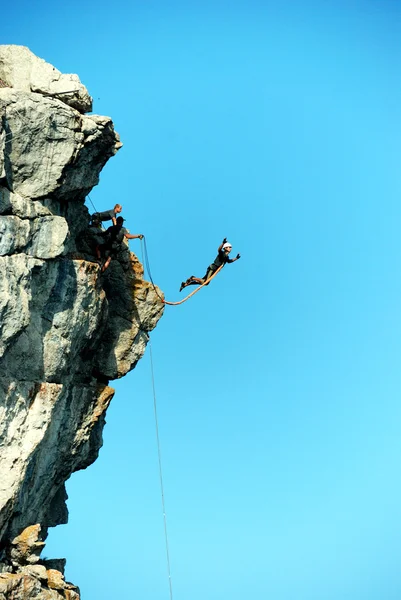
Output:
[
  {"xmin": 179, "ymin": 238, "xmax": 240, "ymax": 291},
  {"xmin": 96, "ymin": 216, "xmax": 143, "ymax": 272},
  {"xmin": 91, "ymin": 203, "xmax": 122, "ymax": 228}
]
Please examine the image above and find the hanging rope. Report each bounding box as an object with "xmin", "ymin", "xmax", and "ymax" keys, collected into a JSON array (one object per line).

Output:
[
  {"xmin": 139, "ymin": 239, "xmax": 174, "ymax": 599},
  {"xmin": 148, "ymin": 338, "xmax": 174, "ymax": 600},
  {"xmin": 162, "ymin": 263, "xmax": 224, "ymax": 306},
  {"xmin": 140, "ymin": 236, "xmax": 224, "ymax": 306},
  {"xmin": 87, "ymin": 193, "xmax": 98, "ymax": 215}
]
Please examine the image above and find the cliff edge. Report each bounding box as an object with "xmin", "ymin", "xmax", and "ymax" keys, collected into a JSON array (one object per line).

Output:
[{"xmin": 0, "ymin": 45, "xmax": 164, "ymax": 599}]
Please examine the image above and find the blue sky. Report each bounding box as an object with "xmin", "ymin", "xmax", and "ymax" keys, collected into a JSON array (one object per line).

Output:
[{"xmin": 5, "ymin": 1, "xmax": 401, "ymax": 599}]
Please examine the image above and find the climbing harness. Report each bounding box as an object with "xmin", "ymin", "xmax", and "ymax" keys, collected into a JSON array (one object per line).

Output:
[{"xmin": 140, "ymin": 236, "xmax": 224, "ymax": 306}]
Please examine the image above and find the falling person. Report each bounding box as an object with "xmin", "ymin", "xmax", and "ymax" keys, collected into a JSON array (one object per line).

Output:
[{"xmin": 179, "ymin": 238, "xmax": 240, "ymax": 291}]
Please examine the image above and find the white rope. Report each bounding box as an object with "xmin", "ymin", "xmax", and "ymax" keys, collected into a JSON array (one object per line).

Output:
[
  {"xmin": 140, "ymin": 239, "xmax": 174, "ymax": 600},
  {"xmin": 148, "ymin": 338, "xmax": 174, "ymax": 600}
]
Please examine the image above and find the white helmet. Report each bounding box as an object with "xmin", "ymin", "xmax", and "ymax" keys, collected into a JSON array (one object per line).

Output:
[{"xmin": 222, "ymin": 242, "xmax": 232, "ymax": 251}]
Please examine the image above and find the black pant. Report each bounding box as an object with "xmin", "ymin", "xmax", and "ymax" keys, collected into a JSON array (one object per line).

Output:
[{"xmin": 202, "ymin": 266, "xmax": 217, "ymax": 282}]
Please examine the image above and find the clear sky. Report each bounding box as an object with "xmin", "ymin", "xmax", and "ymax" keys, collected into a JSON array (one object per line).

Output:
[{"xmin": 4, "ymin": 1, "xmax": 401, "ymax": 599}]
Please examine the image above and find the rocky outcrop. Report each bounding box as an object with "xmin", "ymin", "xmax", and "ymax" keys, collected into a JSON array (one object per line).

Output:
[
  {"xmin": 0, "ymin": 525, "xmax": 79, "ymax": 599},
  {"xmin": 0, "ymin": 46, "xmax": 164, "ymax": 598},
  {"xmin": 0, "ymin": 45, "xmax": 91, "ymax": 112}
]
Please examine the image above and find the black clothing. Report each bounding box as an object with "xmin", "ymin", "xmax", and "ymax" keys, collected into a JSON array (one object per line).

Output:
[
  {"xmin": 98, "ymin": 209, "xmax": 116, "ymax": 221},
  {"xmin": 212, "ymin": 249, "xmax": 230, "ymax": 269},
  {"xmin": 103, "ymin": 224, "xmax": 127, "ymax": 246},
  {"xmin": 203, "ymin": 250, "xmax": 232, "ymax": 279},
  {"xmin": 91, "ymin": 209, "xmax": 116, "ymax": 227},
  {"xmin": 98, "ymin": 225, "xmax": 128, "ymax": 257},
  {"xmin": 181, "ymin": 248, "xmax": 235, "ymax": 290}
]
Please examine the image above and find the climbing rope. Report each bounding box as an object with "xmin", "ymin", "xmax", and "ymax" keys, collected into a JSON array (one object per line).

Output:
[
  {"xmin": 138, "ymin": 238, "xmax": 224, "ymax": 598},
  {"xmin": 139, "ymin": 240, "xmax": 174, "ymax": 599},
  {"xmin": 141, "ymin": 236, "xmax": 163, "ymax": 301},
  {"xmin": 163, "ymin": 264, "xmax": 224, "ymax": 306},
  {"xmin": 87, "ymin": 193, "xmax": 98, "ymax": 215},
  {"xmin": 140, "ymin": 236, "xmax": 224, "ymax": 306},
  {"xmin": 148, "ymin": 337, "xmax": 174, "ymax": 600}
]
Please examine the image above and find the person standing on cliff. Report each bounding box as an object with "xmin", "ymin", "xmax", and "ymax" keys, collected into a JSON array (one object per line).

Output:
[
  {"xmin": 179, "ymin": 238, "xmax": 241, "ymax": 291},
  {"xmin": 96, "ymin": 216, "xmax": 143, "ymax": 272},
  {"xmin": 91, "ymin": 203, "xmax": 122, "ymax": 228}
]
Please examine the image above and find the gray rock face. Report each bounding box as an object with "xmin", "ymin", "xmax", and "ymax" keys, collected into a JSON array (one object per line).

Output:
[
  {"xmin": 0, "ymin": 89, "xmax": 121, "ymax": 200},
  {"xmin": 0, "ymin": 215, "xmax": 68, "ymax": 257},
  {"xmin": 0, "ymin": 45, "xmax": 92, "ymax": 112},
  {"xmin": 0, "ymin": 46, "xmax": 164, "ymax": 598}
]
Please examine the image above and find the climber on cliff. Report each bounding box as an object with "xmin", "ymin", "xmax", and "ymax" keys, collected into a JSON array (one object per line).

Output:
[
  {"xmin": 91, "ymin": 204, "xmax": 122, "ymax": 228},
  {"xmin": 179, "ymin": 238, "xmax": 241, "ymax": 291},
  {"xmin": 96, "ymin": 216, "xmax": 143, "ymax": 272}
]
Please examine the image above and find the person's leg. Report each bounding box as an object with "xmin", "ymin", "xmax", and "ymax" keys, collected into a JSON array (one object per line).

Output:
[
  {"xmin": 91, "ymin": 213, "xmax": 101, "ymax": 228},
  {"xmin": 202, "ymin": 267, "xmax": 215, "ymax": 285},
  {"xmin": 180, "ymin": 276, "xmax": 204, "ymax": 291},
  {"xmin": 101, "ymin": 255, "xmax": 112, "ymax": 272},
  {"xmin": 188, "ymin": 277, "xmax": 203, "ymax": 285}
]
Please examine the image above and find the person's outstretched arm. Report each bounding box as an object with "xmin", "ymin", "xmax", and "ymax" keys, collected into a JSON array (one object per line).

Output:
[
  {"xmin": 218, "ymin": 237, "xmax": 227, "ymax": 252},
  {"xmin": 227, "ymin": 253, "xmax": 241, "ymax": 264},
  {"xmin": 125, "ymin": 233, "xmax": 144, "ymax": 240}
]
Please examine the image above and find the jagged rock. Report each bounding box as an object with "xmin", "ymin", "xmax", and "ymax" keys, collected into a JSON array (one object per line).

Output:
[
  {"xmin": 0, "ymin": 45, "xmax": 165, "ymax": 599},
  {"xmin": 0, "ymin": 215, "xmax": 68, "ymax": 258},
  {"xmin": 46, "ymin": 570, "xmax": 65, "ymax": 591},
  {"xmin": 40, "ymin": 560, "xmax": 65, "ymax": 576},
  {"xmin": 0, "ymin": 256, "xmax": 105, "ymax": 374},
  {"xmin": 9, "ymin": 526, "xmax": 45, "ymax": 565},
  {"xmin": 96, "ymin": 257, "xmax": 163, "ymax": 378},
  {"xmin": 64, "ymin": 592, "xmax": 80, "ymax": 600},
  {"xmin": 21, "ymin": 565, "xmax": 48, "ymax": 582},
  {"xmin": 0, "ymin": 89, "xmax": 122, "ymax": 200},
  {"xmin": 0, "ymin": 46, "xmax": 92, "ymax": 113},
  {"xmin": 0, "ymin": 571, "xmax": 69, "ymax": 599},
  {"xmin": 0, "ymin": 573, "xmax": 42, "ymax": 598},
  {"xmin": 0, "ymin": 188, "xmax": 55, "ymax": 218},
  {"xmin": 0, "ymin": 383, "xmax": 117, "ymax": 542}
]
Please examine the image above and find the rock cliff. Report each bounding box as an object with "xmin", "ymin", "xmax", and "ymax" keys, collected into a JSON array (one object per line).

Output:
[{"xmin": 0, "ymin": 45, "xmax": 164, "ymax": 599}]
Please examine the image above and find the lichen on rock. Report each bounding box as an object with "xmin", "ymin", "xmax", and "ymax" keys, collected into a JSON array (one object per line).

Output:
[{"xmin": 0, "ymin": 45, "xmax": 164, "ymax": 598}]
